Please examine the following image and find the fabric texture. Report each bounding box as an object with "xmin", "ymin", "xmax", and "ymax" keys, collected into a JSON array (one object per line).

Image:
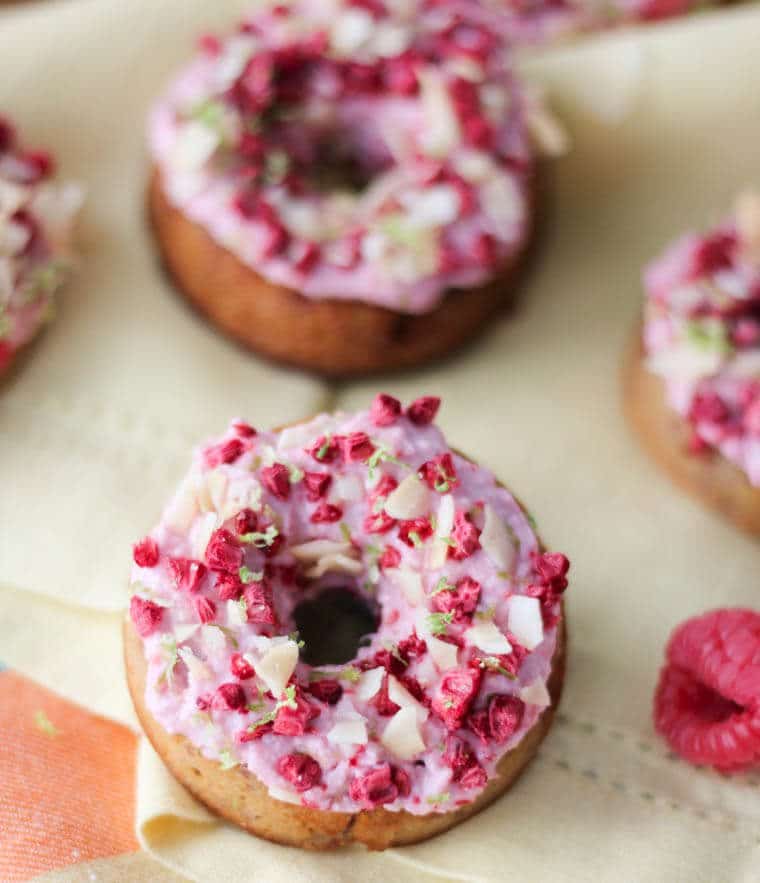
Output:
[{"xmin": 1, "ymin": 0, "xmax": 760, "ymax": 881}]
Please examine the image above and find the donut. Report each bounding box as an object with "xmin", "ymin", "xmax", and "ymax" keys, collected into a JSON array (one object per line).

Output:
[
  {"xmin": 124, "ymin": 394, "xmax": 570, "ymax": 849},
  {"xmin": 624, "ymin": 192, "xmax": 760, "ymax": 535},
  {"xmin": 0, "ymin": 116, "xmax": 82, "ymax": 375},
  {"xmin": 147, "ymin": 2, "xmax": 541, "ymax": 376}
]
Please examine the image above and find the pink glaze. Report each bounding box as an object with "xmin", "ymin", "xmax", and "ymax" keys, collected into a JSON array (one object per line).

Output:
[
  {"xmin": 642, "ymin": 196, "xmax": 760, "ymax": 486},
  {"xmin": 148, "ymin": 1, "xmax": 533, "ymax": 315},
  {"xmin": 0, "ymin": 117, "xmax": 82, "ymax": 370},
  {"xmin": 129, "ymin": 395, "xmax": 569, "ymax": 815}
]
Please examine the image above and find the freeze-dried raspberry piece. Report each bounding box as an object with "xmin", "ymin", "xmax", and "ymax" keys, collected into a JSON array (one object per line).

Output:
[
  {"xmin": 276, "ymin": 753, "xmax": 322, "ymax": 791},
  {"xmin": 307, "ymin": 679, "xmax": 343, "ymax": 705},
  {"xmin": 130, "ymin": 596, "xmax": 163, "ymax": 637},
  {"xmin": 133, "ymin": 537, "xmax": 159, "ymax": 568},
  {"xmin": 370, "ymin": 393, "xmax": 402, "ymax": 426},
  {"xmin": 653, "ymin": 608, "xmax": 760, "ymax": 771}
]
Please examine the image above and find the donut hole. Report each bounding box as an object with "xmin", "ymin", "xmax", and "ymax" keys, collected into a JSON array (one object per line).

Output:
[{"xmin": 293, "ymin": 586, "xmax": 379, "ymax": 666}]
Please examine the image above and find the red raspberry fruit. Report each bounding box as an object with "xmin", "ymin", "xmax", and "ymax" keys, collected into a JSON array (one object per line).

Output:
[{"xmin": 653, "ymin": 608, "xmax": 760, "ymax": 772}]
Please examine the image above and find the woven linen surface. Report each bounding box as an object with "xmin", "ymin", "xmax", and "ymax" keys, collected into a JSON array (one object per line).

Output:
[{"xmin": 1, "ymin": 0, "xmax": 759, "ymax": 881}]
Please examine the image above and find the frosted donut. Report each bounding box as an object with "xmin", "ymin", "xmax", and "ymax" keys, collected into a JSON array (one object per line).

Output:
[
  {"xmin": 624, "ymin": 192, "xmax": 760, "ymax": 535},
  {"xmin": 0, "ymin": 116, "xmax": 82, "ymax": 375},
  {"xmin": 124, "ymin": 394, "xmax": 570, "ymax": 849},
  {"xmin": 147, "ymin": 2, "xmax": 540, "ymax": 375}
]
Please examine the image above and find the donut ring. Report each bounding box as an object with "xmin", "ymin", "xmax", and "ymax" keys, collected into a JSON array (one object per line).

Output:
[
  {"xmin": 147, "ymin": 3, "xmax": 537, "ymax": 375},
  {"xmin": 124, "ymin": 394, "xmax": 570, "ymax": 849},
  {"xmin": 624, "ymin": 194, "xmax": 760, "ymax": 535},
  {"xmin": 0, "ymin": 116, "xmax": 81, "ymax": 376}
]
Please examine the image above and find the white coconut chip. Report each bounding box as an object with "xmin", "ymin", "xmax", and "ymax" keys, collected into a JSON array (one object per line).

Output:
[
  {"xmin": 465, "ymin": 621, "xmax": 512, "ymax": 655},
  {"xmin": 381, "ymin": 706, "xmax": 426, "ymax": 760},
  {"xmin": 508, "ymin": 596, "xmax": 544, "ymax": 650},
  {"xmin": 384, "ymin": 474, "xmax": 430, "ymax": 520},
  {"xmin": 479, "ymin": 504, "xmax": 516, "ymax": 571}
]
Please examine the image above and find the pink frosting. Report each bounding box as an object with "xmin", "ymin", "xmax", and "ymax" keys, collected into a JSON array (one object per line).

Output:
[
  {"xmin": 147, "ymin": 1, "xmax": 533, "ymax": 314},
  {"xmin": 129, "ymin": 395, "xmax": 569, "ymax": 815},
  {"xmin": 0, "ymin": 117, "xmax": 82, "ymax": 370},
  {"xmin": 642, "ymin": 198, "xmax": 760, "ymax": 486}
]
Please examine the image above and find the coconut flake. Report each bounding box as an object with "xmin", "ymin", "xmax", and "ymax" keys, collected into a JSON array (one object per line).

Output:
[
  {"xmin": 166, "ymin": 480, "xmax": 199, "ymax": 532},
  {"xmin": 290, "ymin": 539, "xmax": 354, "ymax": 561},
  {"xmin": 402, "ymin": 185, "xmax": 460, "ymax": 229},
  {"xmin": 387, "ymin": 675, "xmax": 428, "ymax": 722},
  {"xmin": 193, "ymin": 511, "xmax": 219, "ymax": 559},
  {"xmin": 174, "ymin": 623, "xmax": 200, "ymax": 643},
  {"xmin": 331, "ymin": 9, "xmax": 374, "ymax": 55},
  {"xmin": 384, "ymin": 474, "xmax": 430, "ymax": 520},
  {"xmin": 425, "ymin": 634, "xmax": 459, "ymax": 671},
  {"xmin": 520, "ymin": 679, "xmax": 551, "ymax": 708},
  {"xmin": 465, "ymin": 621, "xmax": 512, "ymax": 655},
  {"xmin": 334, "ymin": 474, "xmax": 364, "ymax": 503},
  {"xmin": 480, "ymin": 174, "xmax": 522, "ymax": 236},
  {"xmin": 356, "ymin": 666, "xmax": 385, "ymax": 701},
  {"xmin": 172, "ymin": 121, "xmax": 220, "ymax": 172},
  {"xmin": 508, "ymin": 596, "xmax": 544, "ymax": 650},
  {"xmin": 256, "ymin": 640, "xmax": 299, "ymax": 697},
  {"xmin": 226, "ymin": 598, "xmax": 247, "ymax": 628},
  {"xmin": 326, "ymin": 714, "xmax": 368, "ymax": 745},
  {"xmin": 306, "ymin": 554, "xmax": 364, "ymax": 579},
  {"xmin": 419, "ymin": 70, "xmax": 461, "ymax": 157},
  {"xmin": 178, "ymin": 646, "xmax": 211, "ymax": 681},
  {"xmin": 427, "ymin": 493, "xmax": 455, "ymax": 570},
  {"xmin": 480, "ymin": 505, "xmax": 516, "ymax": 571},
  {"xmin": 389, "ymin": 567, "xmax": 423, "ymax": 605},
  {"xmin": 381, "ymin": 706, "xmax": 426, "ymax": 760}
]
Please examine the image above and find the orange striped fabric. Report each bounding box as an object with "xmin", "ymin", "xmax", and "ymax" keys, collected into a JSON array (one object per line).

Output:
[{"xmin": 0, "ymin": 668, "xmax": 139, "ymax": 881}]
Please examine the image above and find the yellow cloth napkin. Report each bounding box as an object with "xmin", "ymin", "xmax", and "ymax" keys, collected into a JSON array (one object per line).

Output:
[{"xmin": 2, "ymin": 1, "xmax": 760, "ymax": 881}]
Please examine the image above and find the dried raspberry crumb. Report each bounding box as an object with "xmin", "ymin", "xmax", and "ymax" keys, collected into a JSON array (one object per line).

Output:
[
  {"xmin": 488, "ymin": 695, "xmax": 525, "ymax": 744},
  {"xmin": 273, "ymin": 691, "xmax": 320, "ymax": 736},
  {"xmin": 168, "ymin": 557, "xmax": 207, "ymax": 593},
  {"xmin": 444, "ymin": 737, "xmax": 488, "ymax": 790},
  {"xmin": 232, "ymin": 420, "xmax": 257, "ymax": 438},
  {"xmin": 215, "ymin": 572, "xmax": 244, "ymax": 601},
  {"xmin": 130, "ymin": 596, "xmax": 163, "ymax": 637},
  {"xmin": 213, "ymin": 682, "xmax": 247, "ymax": 711},
  {"xmin": 654, "ymin": 608, "xmax": 760, "ymax": 771},
  {"xmin": 235, "ymin": 508, "xmax": 258, "ymax": 536},
  {"xmin": 370, "ymin": 393, "xmax": 402, "ymax": 427},
  {"xmin": 243, "ymin": 580, "xmax": 277, "ymax": 625},
  {"xmin": 418, "ymin": 453, "xmax": 459, "ymax": 492},
  {"xmin": 307, "ymin": 435, "xmax": 340, "ymax": 463},
  {"xmin": 310, "ymin": 500, "xmax": 343, "ymax": 523},
  {"xmin": 379, "ymin": 545, "xmax": 401, "ymax": 569},
  {"xmin": 307, "ymin": 679, "xmax": 343, "ymax": 705},
  {"xmin": 276, "ymin": 753, "xmax": 322, "ymax": 791},
  {"xmin": 432, "ymin": 667, "xmax": 482, "ymax": 730},
  {"xmin": 198, "ymin": 33, "xmax": 222, "ymax": 55},
  {"xmin": 261, "ymin": 463, "xmax": 292, "ymax": 500},
  {"xmin": 397, "ymin": 630, "xmax": 427, "ymax": 660},
  {"xmin": 205, "ymin": 529, "xmax": 244, "ymax": 574},
  {"xmin": 407, "ymin": 396, "xmax": 440, "ymax": 425},
  {"xmin": 371, "ymin": 674, "xmax": 402, "ymax": 716},
  {"xmin": 237, "ymin": 721, "xmax": 273, "ymax": 742},
  {"xmin": 340, "ymin": 432, "xmax": 375, "ymax": 463},
  {"xmin": 431, "ymin": 576, "xmax": 481, "ymax": 622},
  {"xmin": 203, "ymin": 437, "xmax": 245, "ymax": 468},
  {"xmin": 303, "ymin": 471, "xmax": 331, "ymax": 501},
  {"xmin": 349, "ymin": 763, "xmax": 406, "ymax": 807},
  {"xmin": 448, "ymin": 512, "xmax": 480, "ymax": 560},
  {"xmin": 193, "ymin": 595, "xmax": 217, "ymax": 624},
  {"xmin": 133, "ymin": 537, "xmax": 159, "ymax": 568},
  {"xmin": 231, "ymin": 652, "xmax": 255, "ymax": 680},
  {"xmin": 398, "ymin": 517, "xmax": 433, "ymax": 547}
]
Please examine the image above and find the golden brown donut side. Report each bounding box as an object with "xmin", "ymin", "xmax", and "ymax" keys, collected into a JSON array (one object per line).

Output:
[
  {"xmin": 623, "ymin": 328, "xmax": 760, "ymax": 535},
  {"xmin": 124, "ymin": 614, "xmax": 564, "ymax": 851},
  {"xmin": 148, "ymin": 169, "xmax": 537, "ymax": 377}
]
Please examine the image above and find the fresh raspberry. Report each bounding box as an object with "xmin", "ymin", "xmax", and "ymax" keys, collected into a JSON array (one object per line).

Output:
[
  {"xmin": 407, "ymin": 396, "xmax": 440, "ymax": 425},
  {"xmin": 132, "ymin": 537, "xmax": 159, "ymax": 568},
  {"xmin": 653, "ymin": 609, "xmax": 760, "ymax": 771},
  {"xmin": 307, "ymin": 679, "xmax": 343, "ymax": 705},
  {"xmin": 303, "ymin": 471, "xmax": 331, "ymax": 501},
  {"xmin": 129, "ymin": 596, "xmax": 163, "ymax": 637},
  {"xmin": 370, "ymin": 393, "xmax": 402, "ymax": 426},
  {"xmin": 205, "ymin": 529, "xmax": 243, "ymax": 573},
  {"xmin": 230, "ymin": 652, "xmax": 255, "ymax": 680},
  {"xmin": 276, "ymin": 753, "xmax": 322, "ymax": 791},
  {"xmin": 261, "ymin": 463, "xmax": 291, "ymax": 500},
  {"xmin": 193, "ymin": 595, "xmax": 217, "ymax": 624}
]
